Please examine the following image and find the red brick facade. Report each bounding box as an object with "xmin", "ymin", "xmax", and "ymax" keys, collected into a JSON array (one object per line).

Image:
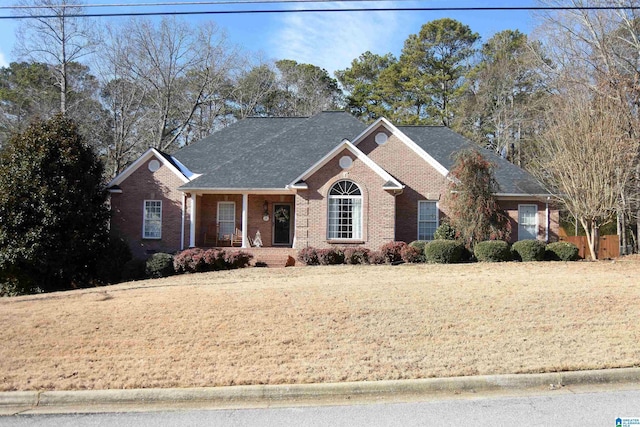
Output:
[
  {"xmin": 109, "ymin": 157, "xmax": 190, "ymax": 259},
  {"xmin": 294, "ymin": 147, "xmax": 396, "ymax": 249},
  {"xmin": 109, "ymin": 123, "xmax": 558, "ymax": 259},
  {"xmin": 357, "ymin": 128, "xmax": 449, "ymax": 244}
]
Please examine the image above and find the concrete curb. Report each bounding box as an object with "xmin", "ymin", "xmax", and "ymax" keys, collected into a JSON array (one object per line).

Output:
[{"xmin": 2, "ymin": 367, "xmax": 640, "ymax": 413}]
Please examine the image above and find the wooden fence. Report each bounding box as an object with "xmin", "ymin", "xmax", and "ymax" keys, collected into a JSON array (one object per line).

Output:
[{"xmin": 559, "ymin": 235, "xmax": 619, "ymax": 260}]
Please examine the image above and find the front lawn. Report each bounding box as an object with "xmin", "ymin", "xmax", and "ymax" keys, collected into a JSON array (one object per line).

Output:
[{"xmin": 1, "ymin": 260, "xmax": 639, "ymax": 391}]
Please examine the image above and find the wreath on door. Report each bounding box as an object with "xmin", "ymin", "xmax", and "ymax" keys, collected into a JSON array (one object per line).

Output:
[{"xmin": 274, "ymin": 207, "xmax": 290, "ymax": 223}]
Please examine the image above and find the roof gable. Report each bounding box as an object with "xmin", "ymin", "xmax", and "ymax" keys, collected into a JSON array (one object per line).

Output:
[
  {"xmin": 107, "ymin": 148, "xmax": 193, "ymax": 188},
  {"xmin": 288, "ymin": 139, "xmax": 403, "ymax": 190},
  {"xmin": 352, "ymin": 118, "xmax": 449, "ymax": 177}
]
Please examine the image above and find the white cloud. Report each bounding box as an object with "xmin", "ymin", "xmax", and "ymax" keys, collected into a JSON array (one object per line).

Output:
[
  {"xmin": 0, "ymin": 50, "xmax": 8, "ymax": 68},
  {"xmin": 270, "ymin": 2, "xmax": 410, "ymax": 75}
]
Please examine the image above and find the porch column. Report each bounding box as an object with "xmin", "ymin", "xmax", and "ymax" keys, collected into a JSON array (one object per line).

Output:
[
  {"xmin": 242, "ymin": 193, "xmax": 249, "ymax": 248},
  {"xmin": 189, "ymin": 194, "xmax": 196, "ymax": 248}
]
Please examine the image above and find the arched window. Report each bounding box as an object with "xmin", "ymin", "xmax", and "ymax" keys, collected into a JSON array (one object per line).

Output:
[{"xmin": 328, "ymin": 180, "xmax": 362, "ymax": 240}]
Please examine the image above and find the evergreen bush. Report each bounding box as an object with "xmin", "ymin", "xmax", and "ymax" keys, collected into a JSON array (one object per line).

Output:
[
  {"xmin": 511, "ymin": 239, "xmax": 546, "ymax": 262},
  {"xmin": 474, "ymin": 240, "xmax": 511, "ymax": 262},
  {"xmin": 545, "ymin": 241, "xmax": 580, "ymax": 261},
  {"xmin": 145, "ymin": 253, "xmax": 175, "ymax": 278},
  {"xmin": 424, "ymin": 240, "xmax": 465, "ymax": 264}
]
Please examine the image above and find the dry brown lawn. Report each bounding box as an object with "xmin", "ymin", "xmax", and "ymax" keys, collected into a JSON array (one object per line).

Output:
[{"xmin": 1, "ymin": 260, "xmax": 639, "ymax": 392}]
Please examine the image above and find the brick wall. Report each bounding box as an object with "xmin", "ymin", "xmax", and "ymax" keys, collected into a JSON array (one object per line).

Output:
[
  {"xmin": 357, "ymin": 128, "xmax": 449, "ymax": 243},
  {"xmin": 499, "ymin": 200, "xmax": 560, "ymax": 243},
  {"xmin": 294, "ymin": 147, "xmax": 395, "ymax": 250},
  {"xmin": 110, "ymin": 157, "xmax": 188, "ymax": 259}
]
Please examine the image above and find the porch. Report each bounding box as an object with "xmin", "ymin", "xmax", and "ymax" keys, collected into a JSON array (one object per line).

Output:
[{"xmin": 190, "ymin": 193, "xmax": 296, "ymax": 249}]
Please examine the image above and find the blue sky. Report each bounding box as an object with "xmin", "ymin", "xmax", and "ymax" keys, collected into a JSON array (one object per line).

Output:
[{"xmin": 0, "ymin": 0, "xmax": 537, "ymax": 75}]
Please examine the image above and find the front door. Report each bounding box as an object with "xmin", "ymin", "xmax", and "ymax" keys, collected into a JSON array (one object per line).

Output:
[{"xmin": 273, "ymin": 204, "xmax": 292, "ymax": 245}]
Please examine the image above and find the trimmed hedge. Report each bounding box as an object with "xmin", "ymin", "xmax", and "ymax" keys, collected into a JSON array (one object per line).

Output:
[
  {"xmin": 511, "ymin": 239, "xmax": 546, "ymax": 262},
  {"xmin": 224, "ymin": 250, "xmax": 253, "ymax": 269},
  {"xmin": 343, "ymin": 247, "xmax": 370, "ymax": 265},
  {"xmin": 298, "ymin": 247, "xmax": 319, "ymax": 265},
  {"xmin": 145, "ymin": 253, "xmax": 175, "ymax": 278},
  {"xmin": 173, "ymin": 248, "xmax": 207, "ymax": 273},
  {"xmin": 173, "ymin": 248, "xmax": 252, "ymax": 273},
  {"xmin": 401, "ymin": 244, "xmax": 423, "ymax": 263},
  {"xmin": 317, "ymin": 248, "xmax": 345, "ymax": 265},
  {"xmin": 368, "ymin": 251, "xmax": 386, "ymax": 265},
  {"xmin": 380, "ymin": 241, "xmax": 406, "ymax": 263},
  {"xmin": 424, "ymin": 239, "xmax": 465, "ymax": 264},
  {"xmin": 474, "ymin": 240, "xmax": 511, "ymax": 262},
  {"xmin": 545, "ymin": 241, "xmax": 580, "ymax": 261}
]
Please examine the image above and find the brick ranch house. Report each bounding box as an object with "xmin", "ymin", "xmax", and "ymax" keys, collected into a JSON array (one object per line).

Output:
[{"xmin": 107, "ymin": 111, "xmax": 559, "ymax": 262}]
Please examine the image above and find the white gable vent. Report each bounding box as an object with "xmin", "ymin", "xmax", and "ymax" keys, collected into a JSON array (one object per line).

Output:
[
  {"xmin": 339, "ymin": 156, "xmax": 353, "ymax": 169},
  {"xmin": 148, "ymin": 159, "xmax": 160, "ymax": 172},
  {"xmin": 375, "ymin": 132, "xmax": 388, "ymax": 145}
]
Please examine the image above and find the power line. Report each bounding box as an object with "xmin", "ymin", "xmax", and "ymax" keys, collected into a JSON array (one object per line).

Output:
[
  {"xmin": 3, "ymin": 0, "xmax": 416, "ymax": 10},
  {"xmin": 2, "ymin": 5, "xmax": 640, "ymax": 20}
]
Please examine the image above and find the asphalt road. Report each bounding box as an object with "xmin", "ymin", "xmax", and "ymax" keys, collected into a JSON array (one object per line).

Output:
[{"xmin": 1, "ymin": 388, "xmax": 639, "ymax": 427}]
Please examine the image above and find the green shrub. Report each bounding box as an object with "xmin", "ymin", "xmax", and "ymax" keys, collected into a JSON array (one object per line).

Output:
[
  {"xmin": 545, "ymin": 241, "xmax": 580, "ymax": 261},
  {"xmin": 434, "ymin": 222, "xmax": 457, "ymax": 240},
  {"xmin": 122, "ymin": 258, "xmax": 146, "ymax": 281},
  {"xmin": 408, "ymin": 240, "xmax": 428, "ymax": 255},
  {"xmin": 145, "ymin": 253, "xmax": 175, "ymax": 278},
  {"xmin": 380, "ymin": 241, "xmax": 406, "ymax": 263},
  {"xmin": 423, "ymin": 240, "xmax": 465, "ymax": 264},
  {"xmin": 401, "ymin": 244, "xmax": 424, "ymax": 263},
  {"xmin": 94, "ymin": 235, "xmax": 133, "ymax": 284},
  {"xmin": 343, "ymin": 247, "xmax": 370, "ymax": 265},
  {"xmin": 474, "ymin": 240, "xmax": 511, "ymax": 262},
  {"xmin": 298, "ymin": 247, "xmax": 319, "ymax": 265},
  {"xmin": 511, "ymin": 239, "xmax": 546, "ymax": 262}
]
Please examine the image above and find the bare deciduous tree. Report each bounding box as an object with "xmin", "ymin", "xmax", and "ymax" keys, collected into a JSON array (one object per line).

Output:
[
  {"xmin": 536, "ymin": 0, "xmax": 640, "ymax": 253},
  {"xmin": 531, "ymin": 85, "xmax": 639, "ymax": 260},
  {"xmin": 102, "ymin": 17, "xmax": 237, "ymax": 152},
  {"xmin": 13, "ymin": 0, "xmax": 96, "ymax": 115}
]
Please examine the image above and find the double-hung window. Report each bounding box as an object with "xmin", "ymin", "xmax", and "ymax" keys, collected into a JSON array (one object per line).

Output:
[
  {"xmin": 217, "ymin": 202, "xmax": 236, "ymax": 238},
  {"xmin": 518, "ymin": 204, "xmax": 538, "ymax": 240},
  {"xmin": 418, "ymin": 200, "xmax": 438, "ymax": 241},
  {"xmin": 328, "ymin": 180, "xmax": 362, "ymax": 240},
  {"xmin": 143, "ymin": 200, "xmax": 162, "ymax": 239}
]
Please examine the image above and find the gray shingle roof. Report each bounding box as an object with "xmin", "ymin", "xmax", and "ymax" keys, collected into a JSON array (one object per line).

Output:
[
  {"xmin": 172, "ymin": 111, "xmax": 547, "ymax": 196},
  {"xmin": 176, "ymin": 112, "xmax": 366, "ymax": 190},
  {"xmin": 398, "ymin": 126, "xmax": 549, "ymax": 195}
]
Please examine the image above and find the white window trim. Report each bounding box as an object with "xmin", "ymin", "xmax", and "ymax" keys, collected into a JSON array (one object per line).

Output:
[
  {"xmin": 518, "ymin": 204, "xmax": 538, "ymax": 241},
  {"xmin": 143, "ymin": 200, "xmax": 162, "ymax": 239},
  {"xmin": 217, "ymin": 201, "xmax": 236, "ymax": 239},
  {"xmin": 417, "ymin": 200, "xmax": 439, "ymax": 241},
  {"xmin": 327, "ymin": 180, "xmax": 363, "ymax": 241}
]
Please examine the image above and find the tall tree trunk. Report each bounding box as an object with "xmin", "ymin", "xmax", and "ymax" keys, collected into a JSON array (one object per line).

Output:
[{"xmin": 580, "ymin": 218, "xmax": 598, "ymax": 260}]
